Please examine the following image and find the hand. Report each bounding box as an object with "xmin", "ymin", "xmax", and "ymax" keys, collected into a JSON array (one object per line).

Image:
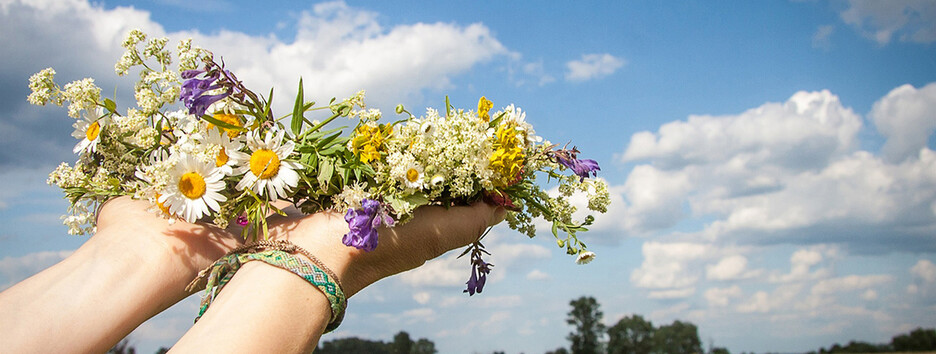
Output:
[{"xmin": 268, "ymin": 201, "xmax": 507, "ymax": 297}]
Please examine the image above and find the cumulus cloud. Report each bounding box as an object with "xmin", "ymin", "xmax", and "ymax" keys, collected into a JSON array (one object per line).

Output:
[
  {"xmin": 704, "ymin": 285, "xmax": 743, "ymax": 307},
  {"xmin": 631, "ymin": 242, "xmax": 710, "ymax": 289},
  {"xmin": 618, "ymin": 87, "xmax": 936, "ymax": 253},
  {"xmin": 706, "ymin": 255, "xmax": 760, "ymax": 281},
  {"xmin": 911, "ymin": 259, "xmax": 936, "ymax": 283},
  {"xmin": 839, "ymin": 0, "xmax": 936, "ymax": 45},
  {"xmin": 0, "ymin": 0, "xmax": 510, "ymax": 171},
  {"xmin": 810, "ymin": 274, "xmax": 892, "ymax": 295},
  {"xmin": 565, "ymin": 53, "xmax": 625, "ymax": 82}
]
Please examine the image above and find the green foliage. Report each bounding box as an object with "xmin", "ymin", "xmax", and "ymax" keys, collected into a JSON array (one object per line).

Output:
[
  {"xmin": 653, "ymin": 320, "xmax": 703, "ymax": 354},
  {"xmin": 317, "ymin": 331, "xmax": 436, "ymax": 354},
  {"xmin": 607, "ymin": 314, "xmax": 654, "ymax": 354},
  {"xmin": 892, "ymin": 327, "xmax": 936, "ymax": 351},
  {"xmin": 566, "ymin": 296, "xmax": 606, "ymax": 354}
]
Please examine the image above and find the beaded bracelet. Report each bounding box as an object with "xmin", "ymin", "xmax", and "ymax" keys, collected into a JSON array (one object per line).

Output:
[{"xmin": 187, "ymin": 240, "xmax": 347, "ymax": 332}]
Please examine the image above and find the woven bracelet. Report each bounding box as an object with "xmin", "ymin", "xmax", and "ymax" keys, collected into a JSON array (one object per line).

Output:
[{"xmin": 188, "ymin": 241, "xmax": 347, "ymax": 333}]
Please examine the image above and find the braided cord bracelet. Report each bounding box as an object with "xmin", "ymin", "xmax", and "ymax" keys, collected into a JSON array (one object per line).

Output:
[{"xmin": 187, "ymin": 240, "xmax": 347, "ymax": 332}]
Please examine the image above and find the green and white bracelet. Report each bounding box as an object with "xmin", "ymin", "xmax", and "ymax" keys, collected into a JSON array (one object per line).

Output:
[{"xmin": 188, "ymin": 240, "xmax": 347, "ymax": 333}]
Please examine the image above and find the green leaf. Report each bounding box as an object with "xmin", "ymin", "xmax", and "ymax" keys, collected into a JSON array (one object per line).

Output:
[
  {"xmin": 103, "ymin": 98, "xmax": 117, "ymax": 113},
  {"xmin": 445, "ymin": 96, "xmax": 452, "ymax": 118},
  {"xmin": 291, "ymin": 78, "xmax": 304, "ymax": 136},
  {"xmin": 404, "ymin": 192, "xmax": 430, "ymax": 207},
  {"xmin": 317, "ymin": 159, "xmax": 334, "ymax": 191}
]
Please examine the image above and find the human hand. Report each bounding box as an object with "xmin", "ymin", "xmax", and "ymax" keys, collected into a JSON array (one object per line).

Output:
[
  {"xmin": 267, "ymin": 202, "xmax": 507, "ymax": 297},
  {"xmin": 93, "ymin": 196, "xmax": 244, "ymax": 286}
]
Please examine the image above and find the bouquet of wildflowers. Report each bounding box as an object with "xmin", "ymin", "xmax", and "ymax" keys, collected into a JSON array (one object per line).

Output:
[{"xmin": 30, "ymin": 30, "xmax": 609, "ymax": 294}]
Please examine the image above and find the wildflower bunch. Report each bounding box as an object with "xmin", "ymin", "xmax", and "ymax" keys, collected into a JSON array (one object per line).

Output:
[{"xmin": 30, "ymin": 30, "xmax": 609, "ymax": 294}]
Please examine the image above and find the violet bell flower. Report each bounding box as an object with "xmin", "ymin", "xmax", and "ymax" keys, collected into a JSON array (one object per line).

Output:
[
  {"xmin": 464, "ymin": 248, "xmax": 493, "ymax": 296},
  {"xmin": 552, "ymin": 147, "xmax": 600, "ymax": 181},
  {"xmin": 342, "ymin": 199, "xmax": 394, "ymax": 252},
  {"xmin": 179, "ymin": 69, "xmax": 229, "ymax": 117}
]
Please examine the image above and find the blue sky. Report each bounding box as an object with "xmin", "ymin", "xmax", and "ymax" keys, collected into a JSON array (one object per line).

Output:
[{"xmin": 1, "ymin": 0, "xmax": 936, "ymax": 353}]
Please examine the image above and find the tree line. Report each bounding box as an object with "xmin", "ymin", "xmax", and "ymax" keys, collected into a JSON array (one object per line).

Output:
[
  {"xmin": 808, "ymin": 327, "xmax": 936, "ymax": 353},
  {"xmin": 106, "ymin": 295, "xmax": 935, "ymax": 354},
  {"xmin": 547, "ymin": 296, "xmax": 719, "ymax": 354}
]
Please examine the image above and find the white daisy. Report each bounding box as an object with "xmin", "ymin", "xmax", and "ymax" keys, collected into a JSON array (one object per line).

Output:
[
  {"xmin": 159, "ymin": 153, "xmax": 227, "ymax": 223},
  {"xmin": 575, "ymin": 251, "xmax": 596, "ymax": 265},
  {"xmin": 232, "ymin": 130, "xmax": 301, "ymax": 200},
  {"xmin": 203, "ymin": 129, "xmax": 244, "ymax": 176},
  {"xmin": 402, "ymin": 162, "xmax": 426, "ymax": 190},
  {"xmin": 71, "ymin": 109, "xmax": 106, "ymax": 154}
]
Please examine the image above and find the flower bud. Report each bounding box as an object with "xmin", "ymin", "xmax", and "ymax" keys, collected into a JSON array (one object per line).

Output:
[{"xmin": 395, "ymin": 104, "xmax": 405, "ymax": 114}]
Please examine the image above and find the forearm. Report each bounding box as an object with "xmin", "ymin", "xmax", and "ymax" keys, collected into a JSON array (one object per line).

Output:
[
  {"xmin": 0, "ymin": 236, "xmax": 193, "ymax": 352},
  {"xmin": 172, "ymin": 262, "xmax": 332, "ymax": 353}
]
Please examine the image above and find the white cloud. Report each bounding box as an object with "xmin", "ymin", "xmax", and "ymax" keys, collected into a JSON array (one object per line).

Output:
[
  {"xmin": 706, "ymin": 255, "xmax": 760, "ymax": 281},
  {"xmin": 770, "ymin": 246, "xmax": 836, "ymax": 283},
  {"xmin": 736, "ymin": 284, "xmax": 803, "ymax": 314},
  {"xmin": 0, "ymin": 250, "xmax": 73, "ymax": 289},
  {"xmin": 618, "ymin": 87, "xmax": 936, "ymax": 252},
  {"xmin": 839, "ymin": 0, "xmax": 936, "ymax": 45},
  {"xmin": 810, "ymin": 274, "xmax": 892, "ymax": 295},
  {"xmin": 812, "ymin": 25, "xmax": 835, "ymax": 50},
  {"xmin": 413, "ymin": 291, "xmax": 432, "ymax": 305},
  {"xmin": 871, "ymin": 82, "xmax": 936, "ymax": 163},
  {"xmin": 565, "ymin": 53, "xmax": 625, "ymax": 82},
  {"xmin": 526, "ymin": 269, "xmax": 550, "ymax": 281},
  {"xmin": 399, "ymin": 241, "xmax": 550, "ymax": 288},
  {"xmin": 648, "ymin": 287, "xmax": 696, "ymax": 299},
  {"xmin": 631, "ymin": 242, "xmax": 710, "ymax": 289},
  {"xmin": 0, "ymin": 0, "xmax": 511, "ymax": 170},
  {"xmin": 911, "ymin": 259, "xmax": 936, "ymax": 283},
  {"xmin": 704, "ymin": 285, "xmax": 743, "ymax": 307}
]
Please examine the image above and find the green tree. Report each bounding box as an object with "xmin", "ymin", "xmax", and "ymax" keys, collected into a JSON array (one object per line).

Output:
[
  {"xmin": 412, "ymin": 338, "xmax": 437, "ymax": 354},
  {"xmin": 607, "ymin": 314, "xmax": 654, "ymax": 354},
  {"xmin": 390, "ymin": 331, "xmax": 414, "ymax": 354},
  {"xmin": 710, "ymin": 347, "xmax": 730, "ymax": 354},
  {"xmin": 653, "ymin": 320, "xmax": 702, "ymax": 354},
  {"xmin": 566, "ymin": 296, "xmax": 606, "ymax": 354},
  {"xmin": 317, "ymin": 337, "xmax": 390, "ymax": 354},
  {"xmin": 891, "ymin": 327, "xmax": 936, "ymax": 351},
  {"xmin": 545, "ymin": 348, "xmax": 570, "ymax": 354}
]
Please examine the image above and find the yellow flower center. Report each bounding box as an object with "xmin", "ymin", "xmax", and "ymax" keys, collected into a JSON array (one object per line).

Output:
[
  {"xmin": 478, "ymin": 96, "xmax": 493, "ymax": 123},
  {"xmin": 211, "ymin": 113, "xmax": 243, "ymax": 138},
  {"xmin": 216, "ymin": 148, "xmax": 229, "ymax": 167},
  {"xmin": 249, "ymin": 149, "xmax": 280, "ymax": 179},
  {"xmin": 406, "ymin": 168, "xmax": 420, "ymax": 183},
  {"xmin": 178, "ymin": 172, "xmax": 206, "ymax": 199},
  {"xmin": 86, "ymin": 121, "xmax": 101, "ymax": 141}
]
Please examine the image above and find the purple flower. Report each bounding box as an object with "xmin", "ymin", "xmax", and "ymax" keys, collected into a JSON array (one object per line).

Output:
[
  {"xmin": 179, "ymin": 70, "xmax": 228, "ymax": 117},
  {"xmin": 235, "ymin": 214, "xmax": 249, "ymax": 226},
  {"xmin": 464, "ymin": 244, "xmax": 493, "ymax": 296},
  {"xmin": 552, "ymin": 147, "xmax": 601, "ymax": 181},
  {"xmin": 342, "ymin": 199, "xmax": 394, "ymax": 252}
]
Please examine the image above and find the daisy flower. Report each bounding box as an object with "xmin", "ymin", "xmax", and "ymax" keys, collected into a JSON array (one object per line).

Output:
[
  {"xmin": 233, "ymin": 130, "xmax": 301, "ymax": 200},
  {"xmin": 159, "ymin": 153, "xmax": 226, "ymax": 223},
  {"xmin": 203, "ymin": 128, "xmax": 243, "ymax": 176},
  {"xmin": 402, "ymin": 162, "xmax": 426, "ymax": 190},
  {"xmin": 71, "ymin": 109, "xmax": 105, "ymax": 154}
]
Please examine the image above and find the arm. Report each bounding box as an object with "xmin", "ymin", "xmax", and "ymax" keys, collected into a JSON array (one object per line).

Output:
[
  {"xmin": 0, "ymin": 197, "xmax": 243, "ymax": 353},
  {"xmin": 172, "ymin": 202, "xmax": 506, "ymax": 353}
]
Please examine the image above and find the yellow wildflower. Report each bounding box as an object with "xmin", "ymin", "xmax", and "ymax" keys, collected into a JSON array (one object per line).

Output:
[
  {"xmin": 489, "ymin": 122, "xmax": 525, "ymax": 187},
  {"xmin": 351, "ymin": 123, "xmax": 393, "ymax": 163},
  {"xmin": 478, "ymin": 96, "xmax": 493, "ymax": 123}
]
